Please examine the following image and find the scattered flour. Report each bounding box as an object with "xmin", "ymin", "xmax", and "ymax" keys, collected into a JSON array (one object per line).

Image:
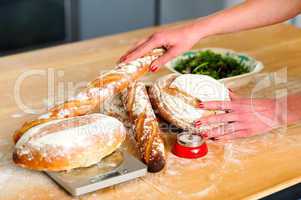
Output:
[
  {"xmin": 10, "ymin": 112, "xmax": 25, "ymax": 118},
  {"xmin": 189, "ymin": 185, "xmax": 217, "ymax": 198}
]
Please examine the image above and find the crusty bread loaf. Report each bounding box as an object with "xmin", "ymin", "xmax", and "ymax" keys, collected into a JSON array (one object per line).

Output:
[
  {"xmin": 149, "ymin": 74, "xmax": 230, "ymax": 132},
  {"xmin": 13, "ymin": 113, "xmax": 126, "ymax": 171},
  {"xmin": 13, "ymin": 48, "xmax": 165, "ymax": 144},
  {"xmin": 122, "ymin": 82, "xmax": 166, "ymax": 172}
]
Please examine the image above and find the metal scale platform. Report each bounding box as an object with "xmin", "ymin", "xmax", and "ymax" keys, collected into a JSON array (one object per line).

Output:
[{"xmin": 46, "ymin": 150, "xmax": 147, "ymax": 196}]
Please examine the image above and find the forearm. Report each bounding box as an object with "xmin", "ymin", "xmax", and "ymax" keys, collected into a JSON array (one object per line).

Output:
[{"xmin": 191, "ymin": 0, "xmax": 301, "ymax": 38}]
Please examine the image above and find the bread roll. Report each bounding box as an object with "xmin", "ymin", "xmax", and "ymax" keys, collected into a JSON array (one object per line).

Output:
[
  {"xmin": 122, "ymin": 82, "xmax": 166, "ymax": 172},
  {"xmin": 13, "ymin": 113, "xmax": 126, "ymax": 171},
  {"xmin": 149, "ymin": 74, "xmax": 230, "ymax": 132}
]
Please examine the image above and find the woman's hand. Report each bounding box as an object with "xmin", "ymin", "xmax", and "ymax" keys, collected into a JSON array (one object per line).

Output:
[
  {"xmin": 119, "ymin": 23, "xmax": 202, "ymax": 72},
  {"xmin": 194, "ymin": 95, "xmax": 285, "ymax": 140}
]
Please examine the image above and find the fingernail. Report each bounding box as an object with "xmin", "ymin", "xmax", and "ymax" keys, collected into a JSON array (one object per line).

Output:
[
  {"xmin": 150, "ymin": 65, "xmax": 158, "ymax": 72},
  {"xmin": 201, "ymin": 132, "xmax": 208, "ymax": 138},
  {"xmin": 198, "ymin": 102, "xmax": 204, "ymax": 108},
  {"xmin": 194, "ymin": 120, "xmax": 201, "ymax": 127},
  {"xmin": 118, "ymin": 58, "xmax": 124, "ymax": 63}
]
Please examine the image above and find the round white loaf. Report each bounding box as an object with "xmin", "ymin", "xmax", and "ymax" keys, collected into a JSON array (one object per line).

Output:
[
  {"xmin": 149, "ymin": 74, "xmax": 230, "ymax": 132},
  {"xmin": 13, "ymin": 113, "xmax": 126, "ymax": 171}
]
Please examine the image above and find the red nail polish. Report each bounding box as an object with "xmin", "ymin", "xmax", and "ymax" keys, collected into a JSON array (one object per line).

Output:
[
  {"xmin": 198, "ymin": 102, "xmax": 204, "ymax": 108},
  {"xmin": 150, "ymin": 65, "xmax": 158, "ymax": 72},
  {"xmin": 194, "ymin": 121, "xmax": 201, "ymax": 127},
  {"xmin": 202, "ymin": 132, "xmax": 208, "ymax": 138},
  {"xmin": 118, "ymin": 57, "xmax": 125, "ymax": 63}
]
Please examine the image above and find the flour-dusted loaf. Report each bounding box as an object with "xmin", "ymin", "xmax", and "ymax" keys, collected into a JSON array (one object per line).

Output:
[
  {"xmin": 149, "ymin": 74, "xmax": 230, "ymax": 132},
  {"xmin": 122, "ymin": 82, "xmax": 166, "ymax": 172},
  {"xmin": 13, "ymin": 113, "xmax": 126, "ymax": 171}
]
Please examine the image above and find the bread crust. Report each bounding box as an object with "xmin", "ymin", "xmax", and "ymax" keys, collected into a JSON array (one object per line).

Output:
[
  {"xmin": 122, "ymin": 82, "xmax": 166, "ymax": 172},
  {"xmin": 13, "ymin": 114, "xmax": 126, "ymax": 171}
]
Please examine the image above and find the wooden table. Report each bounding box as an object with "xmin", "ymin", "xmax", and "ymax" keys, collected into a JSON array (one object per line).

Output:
[{"xmin": 0, "ymin": 22, "xmax": 301, "ymax": 200}]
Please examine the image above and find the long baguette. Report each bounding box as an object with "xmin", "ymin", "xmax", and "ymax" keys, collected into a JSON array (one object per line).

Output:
[
  {"xmin": 13, "ymin": 48, "xmax": 165, "ymax": 143},
  {"xmin": 122, "ymin": 82, "xmax": 166, "ymax": 172}
]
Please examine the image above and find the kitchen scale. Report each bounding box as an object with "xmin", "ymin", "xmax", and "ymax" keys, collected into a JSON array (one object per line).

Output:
[{"xmin": 46, "ymin": 150, "xmax": 147, "ymax": 196}]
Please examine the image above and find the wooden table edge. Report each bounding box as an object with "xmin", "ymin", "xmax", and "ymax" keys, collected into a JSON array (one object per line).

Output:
[{"xmin": 244, "ymin": 176, "xmax": 301, "ymax": 200}]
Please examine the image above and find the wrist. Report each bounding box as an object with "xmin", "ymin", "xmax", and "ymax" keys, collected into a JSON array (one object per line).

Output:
[{"xmin": 188, "ymin": 15, "xmax": 219, "ymax": 40}]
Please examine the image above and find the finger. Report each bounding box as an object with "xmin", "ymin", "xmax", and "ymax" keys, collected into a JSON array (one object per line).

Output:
[
  {"xmin": 194, "ymin": 113, "xmax": 240, "ymax": 127},
  {"xmin": 131, "ymin": 38, "xmax": 149, "ymax": 51},
  {"xmin": 200, "ymin": 101, "xmax": 248, "ymax": 111},
  {"xmin": 118, "ymin": 38, "xmax": 149, "ymax": 63},
  {"xmin": 206, "ymin": 122, "xmax": 246, "ymax": 138},
  {"xmin": 214, "ymin": 129, "xmax": 253, "ymax": 140},
  {"xmin": 121, "ymin": 35, "xmax": 160, "ymax": 63},
  {"xmin": 228, "ymin": 90, "xmax": 241, "ymax": 100},
  {"xmin": 231, "ymin": 98, "xmax": 274, "ymax": 108},
  {"xmin": 149, "ymin": 47, "xmax": 182, "ymax": 72},
  {"xmin": 200, "ymin": 100, "xmax": 269, "ymax": 112}
]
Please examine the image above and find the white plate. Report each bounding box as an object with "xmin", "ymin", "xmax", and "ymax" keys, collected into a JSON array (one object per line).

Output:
[{"xmin": 165, "ymin": 47, "xmax": 264, "ymax": 88}]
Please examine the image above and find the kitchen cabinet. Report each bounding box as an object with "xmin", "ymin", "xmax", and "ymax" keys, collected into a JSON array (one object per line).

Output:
[{"xmin": 78, "ymin": 0, "xmax": 155, "ymax": 39}]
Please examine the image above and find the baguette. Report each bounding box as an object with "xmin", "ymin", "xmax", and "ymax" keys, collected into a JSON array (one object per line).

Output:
[
  {"xmin": 122, "ymin": 82, "xmax": 165, "ymax": 172},
  {"xmin": 13, "ymin": 113, "xmax": 126, "ymax": 171},
  {"xmin": 13, "ymin": 48, "xmax": 165, "ymax": 144}
]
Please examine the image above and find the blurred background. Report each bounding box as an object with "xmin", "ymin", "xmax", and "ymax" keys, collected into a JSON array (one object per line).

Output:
[{"xmin": 0, "ymin": 0, "xmax": 300, "ymax": 56}]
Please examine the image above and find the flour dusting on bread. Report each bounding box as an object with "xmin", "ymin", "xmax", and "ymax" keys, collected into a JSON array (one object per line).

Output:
[
  {"xmin": 13, "ymin": 114, "xmax": 126, "ymax": 171},
  {"xmin": 132, "ymin": 82, "xmax": 156, "ymax": 119},
  {"xmin": 170, "ymin": 74, "xmax": 230, "ymax": 102},
  {"xmin": 162, "ymin": 92, "xmax": 204, "ymax": 123},
  {"xmin": 122, "ymin": 82, "xmax": 166, "ymax": 172}
]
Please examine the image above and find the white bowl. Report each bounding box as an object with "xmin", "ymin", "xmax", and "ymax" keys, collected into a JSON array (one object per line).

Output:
[{"xmin": 165, "ymin": 47, "xmax": 264, "ymax": 88}]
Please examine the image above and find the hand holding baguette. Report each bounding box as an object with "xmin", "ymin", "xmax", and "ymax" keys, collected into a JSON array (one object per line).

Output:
[{"xmin": 13, "ymin": 48, "xmax": 165, "ymax": 144}]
